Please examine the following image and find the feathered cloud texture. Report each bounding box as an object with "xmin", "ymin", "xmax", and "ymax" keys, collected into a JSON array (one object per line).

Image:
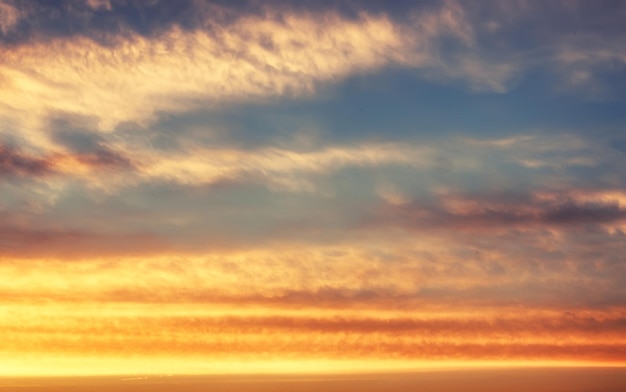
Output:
[{"xmin": 1, "ymin": 0, "xmax": 625, "ymax": 376}]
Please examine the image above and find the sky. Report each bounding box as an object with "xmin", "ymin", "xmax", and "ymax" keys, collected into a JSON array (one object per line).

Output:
[{"xmin": 1, "ymin": 0, "xmax": 626, "ymax": 377}]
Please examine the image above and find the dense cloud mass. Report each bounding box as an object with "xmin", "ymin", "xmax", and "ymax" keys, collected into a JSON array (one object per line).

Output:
[{"xmin": 0, "ymin": 0, "xmax": 625, "ymax": 376}]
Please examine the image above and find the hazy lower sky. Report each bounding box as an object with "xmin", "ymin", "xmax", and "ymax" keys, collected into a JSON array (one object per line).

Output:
[{"xmin": 1, "ymin": 0, "xmax": 625, "ymax": 377}]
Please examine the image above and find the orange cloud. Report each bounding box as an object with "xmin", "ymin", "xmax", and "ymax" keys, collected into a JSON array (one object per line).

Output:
[{"xmin": 1, "ymin": 300, "xmax": 624, "ymax": 377}]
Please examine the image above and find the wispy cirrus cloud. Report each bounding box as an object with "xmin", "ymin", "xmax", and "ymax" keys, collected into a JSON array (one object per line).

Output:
[
  {"xmin": 0, "ymin": 0, "xmax": 522, "ymax": 150},
  {"xmin": 0, "ymin": 12, "xmax": 402, "ymax": 133}
]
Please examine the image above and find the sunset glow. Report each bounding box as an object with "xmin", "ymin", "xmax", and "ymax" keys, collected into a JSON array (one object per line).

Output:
[{"xmin": 1, "ymin": 0, "xmax": 626, "ymax": 384}]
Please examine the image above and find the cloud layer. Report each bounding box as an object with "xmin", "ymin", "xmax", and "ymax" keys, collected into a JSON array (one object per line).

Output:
[{"xmin": 1, "ymin": 0, "xmax": 626, "ymax": 375}]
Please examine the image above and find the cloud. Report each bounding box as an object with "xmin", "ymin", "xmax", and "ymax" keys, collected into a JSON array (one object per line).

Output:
[
  {"xmin": 138, "ymin": 142, "xmax": 435, "ymax": 191},
  {"xmin": 1, "ymin": 1, "xmax": 626, "ymax": 376},
  {"xmin": 463, "ymin": 134, "xmax": 602, "ymax": 169},
  {"xmin": 3, "ymin": 0, "xmax": 624, "ymax": 145},
  {"xmin": 366, "ymin": 190, "xmax": 626, "ymax": 233},
  {"xmin": 0, "ymin": 223, "xmax": 167, "ymax": 258},
  {"xmin": 0, "ymin": 1, "xmax": 20, "ymax": 35},
  {"xmin": 63, "ymin": 132, "xmax": 615, "ymax": 192},
  {"xmin": 1, "ymin": 127, "xmax": 623, "ymax": 278},
  {"xmin": 2, "ymin": 300, "xmax": 625, "ymax": 363},
  {"xmin": 466, "ymin": 0, "xmax": 626, "ymax": 96},
  {"xmin": 542, "ymin": 201, "xmax": 625, "ymax": 225},
  {"xmin": 1, "ymin": 229, "xmax": 624, "ymax": 309},
  {"xmin": 0, "ymin": 143, "xmax": 133, "ymax": 182},
  {"xmin": 0, "ymin": 11, "xmax": 406, "ymax": 134},
  {"xmin": 551, "ymin": 37, "xmax": 626, "ymax": 96},
  {"xmin": 1, "ymin": 131, "xmax": 622, "ymax": 260},
  {"xmin": 0, "ymin": 144, "xmax": 52, "ymax": 178},
  {"xmin": 0, "ymin": 0, "xmax": 526, "ymax": 155}
]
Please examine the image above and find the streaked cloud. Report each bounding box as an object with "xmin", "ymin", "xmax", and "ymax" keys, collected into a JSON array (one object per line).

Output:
[
  {"xmin": 0, "ymin": 0, "xmax": 524, "ymax": 149},
  {"xmin": 1, "ymin": 0, "xmax": 625, "ymax": 376},
  {"xmin": 368, "ymin": 190, "xmax": 626, "ymax": 232},
  {"xmin": 2, "ymin": 301, "xmax": 625, "ymax": 374}
]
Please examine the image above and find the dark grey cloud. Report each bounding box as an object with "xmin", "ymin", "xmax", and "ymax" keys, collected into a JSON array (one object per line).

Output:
[
  {"xmin": 543, "ymin": 201, "xmax": 625, "ymax": 225},
  {"xmin": 0, "ymin": 144, "xmax": 53, "ymax": 178},
  {"xmin": 76, "ymin": 147, "xmax": 133, "ymax": 169},
  {"xmin": 52, "ymin": 126, "xmax": 104, "ymax": 152},
  {"xmin": 365, "ymin": 191, "xmax": 626, "ymax": 232},
  {"xmin": 0, "ymin": 141, "xmax": 133, "ymax": 180}
]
